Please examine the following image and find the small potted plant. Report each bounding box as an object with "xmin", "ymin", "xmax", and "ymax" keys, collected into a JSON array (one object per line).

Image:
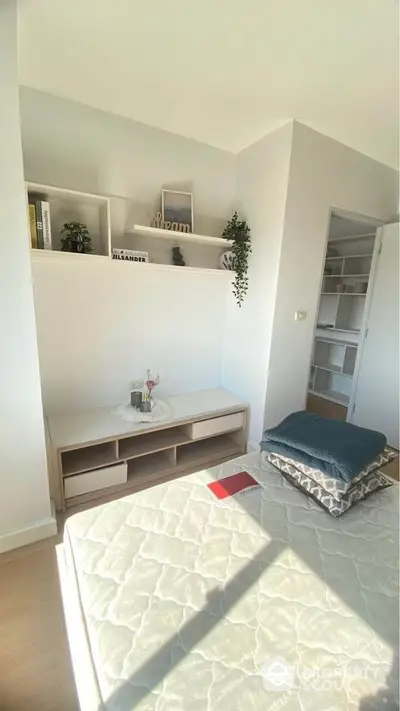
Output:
[
  {"xmin": 222, "ymin": 212, "xmax": 251, "ymax": 307},
  {"xmin": 61, "ymin": 221, "xmax": 92, "ymax": 254}
]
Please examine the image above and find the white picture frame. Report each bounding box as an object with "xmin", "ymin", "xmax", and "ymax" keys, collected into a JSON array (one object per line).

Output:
[{"xmin": 161, "ymin": 190, "xmax": 193, "ymax": 233}]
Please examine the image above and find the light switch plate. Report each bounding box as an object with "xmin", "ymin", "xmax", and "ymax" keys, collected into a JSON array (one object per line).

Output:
[{"xmin": 295, "ymin": 310, "xmax": 307, "ymax": 321}]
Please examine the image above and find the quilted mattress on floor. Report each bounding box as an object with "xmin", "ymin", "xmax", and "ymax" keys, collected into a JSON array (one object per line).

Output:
[{"xmin": 63, "ymin": 452, "xmax": 399, "ymax": 711}]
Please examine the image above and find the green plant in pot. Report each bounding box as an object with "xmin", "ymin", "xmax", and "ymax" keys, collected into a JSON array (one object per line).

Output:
[
  {"xmin": 61, "ymin": 221, "xmax": 92, "ymax": 254},
  {"xmin": 222, "ymin": 212, "xmax": 251, "ymax": 307}
]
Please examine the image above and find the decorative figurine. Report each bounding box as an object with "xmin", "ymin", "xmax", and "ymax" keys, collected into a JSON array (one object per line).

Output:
[{"xmin": 172, "ymin": 246, "xmax": 185, "ymax": 267}]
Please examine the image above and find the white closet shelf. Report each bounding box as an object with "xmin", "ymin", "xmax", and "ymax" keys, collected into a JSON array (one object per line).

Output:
[
  {"xmin": 129, "ymin": 224, "xmax": 232, "ymax": 247},
  {"xmin": 312, "ymin": 364, "xmax": 352, "ymax": 377},
  {"xmin": 317, "ymin": 325, "xmax": 361, "ymax": 335},
  {"xmin": 324, "ymin": 273, "xmax": 369, "ymax": 278},
  {"xmin": 31, "ymin": 249, "xmax": 233, "ymax": 276},
  {"xmin": 325, "ymin": 254, "xmax": 373, "ymax": 261},
  {"xmin": 322, "ymin": 292, "xmax": 367, "ymax": 297},
  {"xmin": 315, "ymin": 336, "xmax": 358, "ymax": 347},
  {"xmin": 309, "ymin": 389, "xmax": 350, "ymax": 406}
]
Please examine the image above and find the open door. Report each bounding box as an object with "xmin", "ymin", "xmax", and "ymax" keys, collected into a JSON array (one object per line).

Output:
[{"xmin": 350, "ymin": 224, "xmax": 399, "ymax": 448}]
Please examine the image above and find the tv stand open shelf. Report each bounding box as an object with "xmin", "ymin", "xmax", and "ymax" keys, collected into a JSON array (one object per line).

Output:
[{"xmin": 46, "ymin": 388, "xmax": 248, "ymax": 511}]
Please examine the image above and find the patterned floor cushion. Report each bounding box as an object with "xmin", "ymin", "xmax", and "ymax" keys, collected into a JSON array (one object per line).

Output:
[
  {"xmin": 263, "ymin": 451, "xmax": 393, "ymax": 517},
  {"xmin": 261, "ymin": 447, "xmax": 396, "ymax": 501}
]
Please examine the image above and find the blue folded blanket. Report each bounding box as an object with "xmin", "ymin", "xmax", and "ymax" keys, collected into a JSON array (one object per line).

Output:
[{"xmin": 261, "ymin": 411, "xmax": 386, "ymax": 483}]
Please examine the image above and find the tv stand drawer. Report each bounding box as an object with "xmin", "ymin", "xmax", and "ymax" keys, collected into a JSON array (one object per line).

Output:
[{"xmin": 186, "ymin": 412, "xmax": 244, "ymax": 440}]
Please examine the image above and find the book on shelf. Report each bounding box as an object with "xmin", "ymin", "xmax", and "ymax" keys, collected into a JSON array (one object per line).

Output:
[
  {"xmin": 41, "ymin": 201, "xmax": 52, "ymax": 250},
  {"xmin": 28, "ymin": 202, "xmax": 37, "ymax": 248},
  {"xmin": 34, "ymin": 199, "xmax": 44, "ymax": 249},
  {"xmin": 28, "ymin": 197, "xmax": 52, "ymax": 250}
]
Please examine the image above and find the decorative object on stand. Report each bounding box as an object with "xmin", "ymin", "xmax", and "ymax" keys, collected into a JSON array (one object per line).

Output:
[
  {"xmin": 172, "ymin": 246, "xmax": 186, "ymax": 266},
  {"xmin": 161, "ymin": 190, "xmax": 193, "ymax": 233},
  {"xmin": 61, "ymin": 221, "xmax": 92, "ymax": 254},
  {"xmin": 222, "ymin": 212, "xmax": 251, "ymax": 307},
  {"xmin": 150, "ymin": 212, "xmax": 191, "ymax": 234},
  {"xmin": 145, "ymin": 370, "xmax": 160, "ymax": 408},
  {"xmin": 219, "ymin": 250, "xmax": 234, "ymax": 271},
  {"xmin": 112, "ymin": 248, "xmax": 149, "ymax": 263},
  {"xmin": 130, "ymin": 391, "xmax": 143, "ymax": 409},
  {"xmin": 140, "ymin": 394, "xmax": 152, "ymax": 413}
]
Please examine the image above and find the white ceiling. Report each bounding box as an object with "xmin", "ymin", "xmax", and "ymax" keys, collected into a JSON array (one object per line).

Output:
[{"xmin": 18, "ymin": 0, "xmax": 399, "ymax": 168}]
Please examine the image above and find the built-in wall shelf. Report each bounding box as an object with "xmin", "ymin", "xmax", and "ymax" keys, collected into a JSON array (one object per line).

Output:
[
  {"xmin": 26, "ymin": 182, "xmax": 234, "ymax": 275},
  {"xmin": 31, "ymin": 248, "xmax": 233, "ymax": 277},
  {"xmin": 309, "ymin": 227, "xmax": 377, "ymax": 410}
]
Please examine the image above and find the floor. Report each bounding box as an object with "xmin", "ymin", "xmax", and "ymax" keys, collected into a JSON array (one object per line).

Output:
[
  {"xmin": 0, "ymin": 455, "xmax": 398, "ymax": 711},
  {"xmin": 0, "ymin": 539, "xmax": 79, "ymax": 711}
]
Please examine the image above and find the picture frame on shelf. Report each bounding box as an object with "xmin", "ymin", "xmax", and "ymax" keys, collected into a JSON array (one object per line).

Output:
[{"xmin": 161, "ymin": 190, "xmax": 193, "ymax": 233}]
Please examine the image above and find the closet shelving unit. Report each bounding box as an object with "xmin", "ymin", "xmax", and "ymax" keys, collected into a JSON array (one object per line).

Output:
[
  {"xmin": 26, "ymin": 182, "xmax": 233, "ymax": 275},
  {"xmin": 310, "ymin": 233, "xmax": 376, "ymax": 407}
]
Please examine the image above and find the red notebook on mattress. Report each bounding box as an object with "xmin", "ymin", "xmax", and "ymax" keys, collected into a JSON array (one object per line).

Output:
[{"xmin": 207, "ymin": 471, "xmax": 260, "ymax": 500}]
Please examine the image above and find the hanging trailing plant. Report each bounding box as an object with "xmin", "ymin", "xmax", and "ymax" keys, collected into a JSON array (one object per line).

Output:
[{"xmin": 222, "ymin": 212, "xmax": 251, "ymax": 307}]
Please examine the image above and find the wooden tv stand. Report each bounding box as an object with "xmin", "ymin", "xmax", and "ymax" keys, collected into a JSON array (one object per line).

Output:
[{"xmin": 46, "ymin": 388, "xmax": 248, "ymax": 511}]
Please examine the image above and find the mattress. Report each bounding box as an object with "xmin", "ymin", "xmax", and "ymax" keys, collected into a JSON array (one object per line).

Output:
[{"xmin": 61, "ymin": 452, "xmax": 399, "ymax": 711}]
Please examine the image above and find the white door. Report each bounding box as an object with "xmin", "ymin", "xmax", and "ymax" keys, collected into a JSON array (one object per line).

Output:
[{"xmin": 351, "ymin": 224, "xmax": 399, "ymax": 447}]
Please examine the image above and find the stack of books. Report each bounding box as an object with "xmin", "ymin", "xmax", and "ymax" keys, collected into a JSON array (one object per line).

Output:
[{"xmin": 28, "ymin": 196, "xmax": 52, "ymax": 250}]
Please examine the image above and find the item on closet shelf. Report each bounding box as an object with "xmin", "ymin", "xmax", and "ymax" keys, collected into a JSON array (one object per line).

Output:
[
  {"xmin": 112, "ymin": 248, "xmax": 149, "ymax": 263},
  {"xmin": 161, "ymin": 190, "xmax": 193, "ymax": 233},
  {"xmin": 130, "ymin": 391, "xmax": 143, "ymax": 409},
  {"xmin": 219, "ymin": 250, "xmax": 234, "ymax": 271},
  {"xmin": 222, "ymin": 212, "xmax": 251, "ymax": 308},
  {"xmin": 336, "ymin": 284, "xmax": 346, "ymax": 293},
  {"xmin": 172, "ymin": 246, "xmax": 186, "ymax": 266},
  {"xmin": 345, "ymin": 284, "xmax": 354, "ymax": 293},
  {"xmin": 61, "ymin": 222, "xmax": 92, "ymax": 254},
  {"xmin": 326, "ymin": 246, "xmax": 339, "ymax": 257},
  {"xmin": 354, "ymin": 281, "xmax": 368, "ymax": 294},
  {"xmin": 324, "ymin": 266, "xmax": 333, "ymax": 276}
]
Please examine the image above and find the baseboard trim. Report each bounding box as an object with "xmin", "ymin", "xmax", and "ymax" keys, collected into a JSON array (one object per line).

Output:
[{"xmin": 0, "ymin": 515, "xmax": 58, "ymax": 554}]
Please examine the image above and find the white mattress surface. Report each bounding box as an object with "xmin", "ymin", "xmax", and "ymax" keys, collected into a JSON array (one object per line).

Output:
[{"xmin": 63, "ymin": 452, "xmax": 399, "ymax": 711}]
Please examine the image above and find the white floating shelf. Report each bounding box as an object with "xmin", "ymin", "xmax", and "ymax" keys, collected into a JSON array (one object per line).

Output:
[
  {"xmin": 26, "ymin": 181, "xmax": 108, "ymax": 207},
  {"xmin": 31, "ymin": 249, "xmax": 232, "ymax": 276},
  {"xmin": 31, "ymin": 249, "xmax": 110, "ymax": 263},
  {"xmin": 130, "ymin": 224, "xmax": 232, "ymax": 247}
]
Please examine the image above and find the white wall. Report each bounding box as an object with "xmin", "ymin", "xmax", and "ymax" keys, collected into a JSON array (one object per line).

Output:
[
  {"xmin": 0, "ymin": 2, "xmax": 54, "ymax": 552},
  {"xmin": 263, "ymin": 122, "xmax": 399, "ymax": 428},
  {"xmin": 33, "ymin": 260, "xmax": 228, "ymax": 412},
  {"xmin": 20, "ymin": 87, "xmax": 235, "ymax": 234},
  {"xmin": 20, "ymin": 88, "xmax": 236, "ymax": 412},
  {"xmin": 222, "ymin": 123, "xmax": 293, "ymax": 446}
]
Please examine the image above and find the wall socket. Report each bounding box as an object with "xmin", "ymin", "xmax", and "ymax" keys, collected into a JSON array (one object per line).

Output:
[
  {"xmin": 132, "ymin": 380, "xmax": 144, "ymax": 389},
  {"xmin": 295, "ymin": 310, "xmax": 307, "ymax": 321}
]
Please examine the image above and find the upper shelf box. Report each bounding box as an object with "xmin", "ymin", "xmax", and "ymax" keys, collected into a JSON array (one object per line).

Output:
[
  {"xmin": 26, "ymin": 182, "xmax": 111, "ymax": 257},
  {"xmin": 129, "ymin": 224, "xmax": 232, "ymax": 247}
]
